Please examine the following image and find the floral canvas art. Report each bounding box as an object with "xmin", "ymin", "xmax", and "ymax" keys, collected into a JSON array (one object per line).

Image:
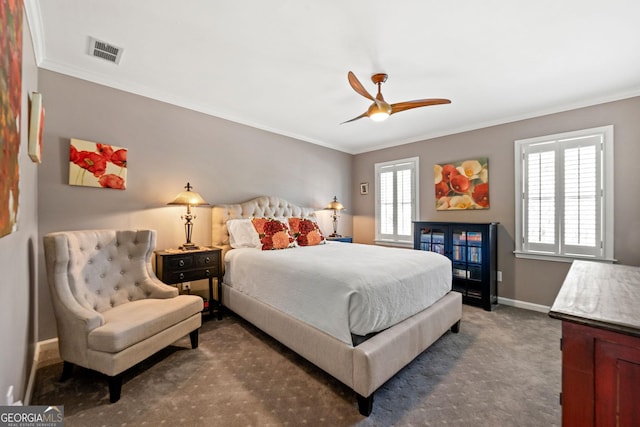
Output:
[
  {"xmin": 0, "ymin": 0, "xmax": 23, "ymax": 237},
  {"xmin": 434, "ymin": 158, "xmax": 489, "ymax": 210},
  {"xmin": 69, "ymin": 138, "xmax": 128, "ymax": 190}
]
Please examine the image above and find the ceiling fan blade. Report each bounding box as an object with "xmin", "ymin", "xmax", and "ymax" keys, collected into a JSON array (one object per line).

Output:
[
  {"xmin": 340, "ymin": 111, "xmax": 368, "ymax": 124},
  {"xmin": 390, "ymin": 99, "xmax": 451, "ymax": 115},
  {"xmin": 347, "ymin": 71, "xmax": 375, "ymax": 101}
]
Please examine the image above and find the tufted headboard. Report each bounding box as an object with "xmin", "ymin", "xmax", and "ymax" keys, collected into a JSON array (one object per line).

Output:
[{"xmin": 211, "ymin": 196, "xmax": 317, "ymax": 256}]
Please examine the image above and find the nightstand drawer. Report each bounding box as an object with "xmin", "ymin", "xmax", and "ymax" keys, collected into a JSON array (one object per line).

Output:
[
  {"xmin": 167, "ymin": 267, "xmax": 215, "ymax": 283},
  {"xmin": 166, "ymin": 255, "xmax": 195, "ymax": 270},
  {"xmin": 194, "ymin": 253, "xmax": 217, "ymax": 268}
]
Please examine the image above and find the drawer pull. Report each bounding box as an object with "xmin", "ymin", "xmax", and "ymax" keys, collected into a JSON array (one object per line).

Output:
[
  {"xmin": 205, "ymin": 269, "xmax": 211, "ymax": 277},
  {"xmin": 179, "ymin": 273, "xmax": 185, "ymax": 280},
  {"xmin": 204, "ymin": 256, "xmax": 211, "ymax": 263},
  {"xmin": 179, "ymin": 260, "xmax": 185, "ymax": 267}
]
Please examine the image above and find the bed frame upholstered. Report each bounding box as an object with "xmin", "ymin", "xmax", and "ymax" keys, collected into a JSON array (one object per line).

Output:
[{"xmin": 212, "ymin": 196, "xmax": 462, "ymax": 416}]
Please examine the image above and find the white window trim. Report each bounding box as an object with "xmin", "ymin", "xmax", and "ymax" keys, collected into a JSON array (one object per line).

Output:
[
  {"xmin": 374, "ymin": 157, "xmax": 419, "ymax": 247},
  {"xmin": 514, "ymin": 125, "xmax": 615, "ymax": 263}
]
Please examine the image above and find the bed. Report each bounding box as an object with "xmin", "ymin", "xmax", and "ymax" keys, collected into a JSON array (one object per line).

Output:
[{"xmin": 211, "ymin": 196, "xmax": 462, "ymax": 416}]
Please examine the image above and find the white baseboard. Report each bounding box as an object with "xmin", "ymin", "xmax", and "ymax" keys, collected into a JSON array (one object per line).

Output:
[
  {"xmin": 38, "ymin": 338, "xmax": 59, "ymax": 353},
  {"xmin": 24, "ymin": 338, "xmax": 58, "ymax": 406},
  {"xmin": 498, "ymin": 297, "xmax": 550, "ymax": 314}
]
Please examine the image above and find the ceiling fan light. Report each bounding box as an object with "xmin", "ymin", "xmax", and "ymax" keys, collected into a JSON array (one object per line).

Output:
[
  {"xmin": 367, "ymin": 101, "xmax": 391, "ymax": 122},
  {"xmin": 370, "ymin": 111, "xmax": 390, "ymax": 122}
]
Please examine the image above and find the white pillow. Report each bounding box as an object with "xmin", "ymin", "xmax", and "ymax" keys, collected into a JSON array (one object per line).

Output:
[{"xmin": 227, "ymin": 218, "xmax": 261, "ymax": 249}]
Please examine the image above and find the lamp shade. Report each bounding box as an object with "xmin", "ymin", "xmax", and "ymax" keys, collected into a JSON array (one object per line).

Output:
[
  {"xmin": 168, "ymin": 182, "xmax": 209, "ymax": 207},
  {"xmin": 326, "ymin": 196, "xmax": 344, "ymax": 211}
]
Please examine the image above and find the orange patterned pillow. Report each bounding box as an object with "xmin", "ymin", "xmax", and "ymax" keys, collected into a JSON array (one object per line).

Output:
[
  {"xmin": 288, "ymin": 218, "xmax": 325, "ymax": 246},
  {"xmin": 251, "ymin": 218, "xmax": 296, "ymax": 250}
]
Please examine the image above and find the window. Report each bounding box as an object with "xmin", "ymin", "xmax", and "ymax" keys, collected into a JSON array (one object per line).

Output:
[
  {"xmin": 375, "ymin": 157, "xmax": 419, "ymax": 246},
  {"xmin": 514, "ymin": 126, "xmax": 614, "ymax": 262}
]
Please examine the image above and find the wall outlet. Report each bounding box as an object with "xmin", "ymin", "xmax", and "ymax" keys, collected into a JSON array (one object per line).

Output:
[
  {"xmin": 182, "ymin": 282, "xmax": 191, "ymax": 291},
  {"xmin": 497, "ymin": 271, "xmax": 503, "ymax": 282}
]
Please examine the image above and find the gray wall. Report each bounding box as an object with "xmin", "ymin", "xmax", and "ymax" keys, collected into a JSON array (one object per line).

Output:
[
  {"xmin": 0, "ymin": 13, "xmax": 39, "ymax": 403},
  {"xmin": 352, "ymin": 96, "xmax": 640, "ymax": 307},
  {"xmin": 36, "ymin": 70, "xmax": 353, "ymax": 340}
]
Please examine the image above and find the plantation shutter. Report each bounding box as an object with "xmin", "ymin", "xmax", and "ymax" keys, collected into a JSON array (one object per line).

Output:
[
  {"xmin": 562, "ymin": 136, "xmax": 602, "ymax": 257},
  {"xmin": 379, "ymin": 170, "xmax": 394, "ymax": 235},
  {"xmin": 521, "ymin": 134, "xmax": 603, "ymax": 257},
  {"xmin": 375, "ymin": 158, "xmax": 418, "ymax": 244},
  {"xmin": 524, "ymin": 146, "xmax": 556, "ymax": 253},
  {"xmin": 397, "ymin": 168, "xmax": 413, "ymax": 236}
]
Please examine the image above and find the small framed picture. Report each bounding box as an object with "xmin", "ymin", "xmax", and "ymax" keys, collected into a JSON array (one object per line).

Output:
[
  {"xmin": 28, "ymin": 92, "xmax": 45, "ymax": 163},
  {"xmin": 360, "ymin": 182, "xmax": 369, "ymax": 195}
]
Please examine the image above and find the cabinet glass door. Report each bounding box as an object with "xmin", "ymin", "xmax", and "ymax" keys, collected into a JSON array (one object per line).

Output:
[
  {"xmin": 467, "ymin": 231, "xmax": 483, "ymax": 264},
  {"xmin": 452, "ymin": 230, "xmax": 467, "ymax": 262},
  {"xmin": 451, "ymin": 227, "xmax": 484, "ymax": 300},
  {"xmin": 419, "ymin": 227, "xmax": 446, "ymax": 255}
]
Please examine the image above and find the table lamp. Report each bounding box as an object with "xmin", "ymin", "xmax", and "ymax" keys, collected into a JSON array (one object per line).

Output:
[
  {"xmin": 168, "ymin": 182, "xmax": 209, "ymax": 250},
  {"xmin": 325, "ymin": 196, "xmax": 345, "ymax": 238}
]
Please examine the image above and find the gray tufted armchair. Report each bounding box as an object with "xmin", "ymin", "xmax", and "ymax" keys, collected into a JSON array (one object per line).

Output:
[{"xmin": 43, "ymin": 229, "xmax": 203, "ymax": 402}]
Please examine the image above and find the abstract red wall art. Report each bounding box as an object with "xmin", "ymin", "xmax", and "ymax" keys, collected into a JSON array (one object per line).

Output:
[{"xmin": 0, "ymin": 0, "xmax": 23, "ymax": 237}]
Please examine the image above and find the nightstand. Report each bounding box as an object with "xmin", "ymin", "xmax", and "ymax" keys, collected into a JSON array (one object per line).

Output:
[
  {"xmin": 155, "ymin": 247, "xmax": 223, "ymax": 319},
  {"xmin": 326, "ymin": 236, "xmax": 353, "ymax": 243}
]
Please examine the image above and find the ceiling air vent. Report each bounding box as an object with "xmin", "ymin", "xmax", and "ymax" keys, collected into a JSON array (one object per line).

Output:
[{"xmin": 88, "ymin": 37, "xmax": 123, "ymax": 64}]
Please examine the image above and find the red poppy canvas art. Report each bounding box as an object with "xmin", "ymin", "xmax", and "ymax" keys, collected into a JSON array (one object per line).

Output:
[
  {"xmin": 69, "ymin": 138, "xmax": 128, "ymax": 190},
  {"xmin": 0, "ymin": 0, "xmax": 23, "ymax": 237},
  {"xmin": 434, "ymin": 158, "xmax": 489, "ymax": 210}
]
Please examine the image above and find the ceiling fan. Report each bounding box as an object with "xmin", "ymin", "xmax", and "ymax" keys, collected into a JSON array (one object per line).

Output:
[{"xmin": 342, "ymin": 71, "xmax": 451, "ymax": 123}]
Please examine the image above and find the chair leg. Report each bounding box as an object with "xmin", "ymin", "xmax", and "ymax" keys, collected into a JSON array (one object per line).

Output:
[
  {"xmin": 60, "ymin": 361, "xmax": 74, "ymax": 382},
  {"xmin": 108, "ymin": 375, "xmax": 123, "ymax": 403},
  {"xmin": 357, "ymin": 393, "xmax": 374, "ymax": 416},
  {"xmin": 189, "ymin": 329, "xmax": 199, "ymax": 349}
]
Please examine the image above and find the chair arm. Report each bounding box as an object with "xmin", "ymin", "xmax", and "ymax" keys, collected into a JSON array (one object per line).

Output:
[
  {"xmin": 44, "ymin": 234, "xmax": 105, "ymax": 332},
  {"xmin": 49, "ymin": 282, "xmax": 104, "ymax": 365},
  {"xmin": 139, "ymin": 276, "xmax": 179, "ymax": 299},
  {"xmin": 55, "ymin": 296, "xmax": 105, "ymax": 331}
]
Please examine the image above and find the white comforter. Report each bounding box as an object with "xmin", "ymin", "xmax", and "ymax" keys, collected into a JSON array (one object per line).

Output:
[{"xmin": 224, "ymin": 242, "xmax": 452, "ymax": 345}]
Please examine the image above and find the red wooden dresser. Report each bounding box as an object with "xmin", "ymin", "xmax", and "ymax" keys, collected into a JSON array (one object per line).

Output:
[{"xmin": 549, "ymin": 261, "xmax": 640, "ymax": 427}]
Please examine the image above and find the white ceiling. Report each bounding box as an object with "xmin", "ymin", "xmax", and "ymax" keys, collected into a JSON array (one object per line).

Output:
[{"xmin": 25, "ymin": 0, "xmax": 640, "ymax": 154}]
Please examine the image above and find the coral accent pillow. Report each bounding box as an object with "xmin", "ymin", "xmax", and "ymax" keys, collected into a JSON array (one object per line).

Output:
[
  {"xmin": 288, "ymin": 218, "xmax": 326, "ymax": 246},
  {"xmin": 251, "ymin": 218, "xmax": 296, "ymax": 250}
]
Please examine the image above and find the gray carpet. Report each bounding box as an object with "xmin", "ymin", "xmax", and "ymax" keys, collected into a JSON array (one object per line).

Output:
[{"xmin": 33, "ymin": 304, "xmax": 561, "ymax": 426}]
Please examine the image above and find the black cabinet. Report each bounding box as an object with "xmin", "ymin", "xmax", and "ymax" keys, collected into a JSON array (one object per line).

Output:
[{"xmin": 413, "ymin": 221, "xmax": 498, "ymax": 311}]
